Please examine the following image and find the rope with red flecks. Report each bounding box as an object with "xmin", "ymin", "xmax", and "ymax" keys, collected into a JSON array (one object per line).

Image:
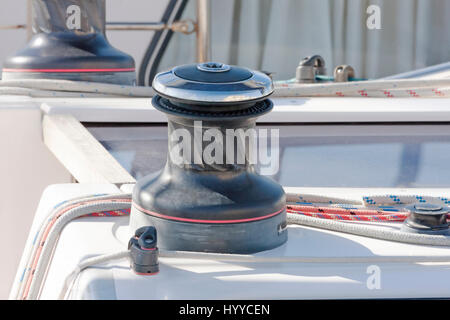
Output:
[{"xmin": 287, "ymin": 204, "xmax": 409, "ymax": 222}]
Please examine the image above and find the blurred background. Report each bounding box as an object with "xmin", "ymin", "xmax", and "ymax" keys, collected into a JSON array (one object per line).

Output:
[
  {"xmin": 0, "ymin": 0, "xmax": 167, "ymax": 76},
  {"xmin": 1, "ymin": 0, "xmax": 450, "ymax": 82}
]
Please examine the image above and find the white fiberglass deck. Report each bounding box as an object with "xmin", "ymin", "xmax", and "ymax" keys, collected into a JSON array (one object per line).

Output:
[{"xmin": 13, "ymin": 183, "xmax": 450, "ymax": 300}]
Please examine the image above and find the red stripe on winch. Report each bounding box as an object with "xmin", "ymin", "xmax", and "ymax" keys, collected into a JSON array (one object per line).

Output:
[
  {"xmin": 2, "ymin": 67, "xmax": 135, "ymax": 73},
  {"xmin": 133, "ymin": 203, "xmax": 284, "ymax": 224},
  {"xmin": 135, "ymin": 272, "xmax": 159, "ymax": 276}
]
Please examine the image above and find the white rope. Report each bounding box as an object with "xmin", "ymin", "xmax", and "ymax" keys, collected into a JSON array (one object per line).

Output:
[
  {"xmin": 26, "ymin": 201, "xmax": 131, "ymax": 300},
  {"xmin": 59, "ymin": 251, "xmax": 130, "ymax": 300},
  {"xmin": 0, "ymin": 87, "xmax": 113, "ymax": 98},
  {"xmin": 362, "ymin": 194, "xmax": 450, "ymax": 206},
  {"xmin": 287, "ymin": 213, "xmax": 450, "ymax": 246},
  {"xmin": 273, "ymin": 78, "xmax": 450, "ymax": 98},
  {"xmin": 12, "ymin": 193, "xmax": 131, "ymax": 300},
  {"xmin": 286, "ymin": 193, "xmax": 362, "ymax": 205},
  {"xmin": 17, "ymin": 194, "xmax": 131, "ymax": 300},
  {"xmin": 0, "ymin": 79, "xmax": 154, "ymax": 98},
  {"xmin": 2, "ymin": 78, "xmax": 450, "ymax": 98}
]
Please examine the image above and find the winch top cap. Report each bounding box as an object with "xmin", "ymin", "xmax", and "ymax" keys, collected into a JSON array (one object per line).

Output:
[
  {"xmin": 174, "ymin": 62, "xmax": 252, "ymax": 83},
  {"xmin": 152, "ymin": 62, "xmax": 274, "ymax": 104}
]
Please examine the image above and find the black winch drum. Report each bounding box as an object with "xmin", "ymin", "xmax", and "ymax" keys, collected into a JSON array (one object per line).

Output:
[
  {"xmin": 130, "ymin": 62, "xmax": 288, "ymax": 254},
  {"xmin": 1, "ymin": 0, "xmax": 136, "ymax": 85}
]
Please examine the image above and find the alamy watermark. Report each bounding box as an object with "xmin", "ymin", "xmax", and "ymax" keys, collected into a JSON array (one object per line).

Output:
[
  {"xmin": 169, "ymin": 121, "xmax": 280, "ymax": 176},
  {"xmin": 66, "ymin": 5, "xmax": 82, "ymax": 30},
  {"xmin": 366, "ymin": 265, "xmax": 381, "ymax": 290},
  {"xmin": 367, "ymin": 5, "xmax": 381, "ymax": 30}
]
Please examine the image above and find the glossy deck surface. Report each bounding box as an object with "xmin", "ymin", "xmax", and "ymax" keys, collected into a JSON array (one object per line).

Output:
[{"xmin": 13, "ymin": 184, "xmax": 450, "ymax": 299}]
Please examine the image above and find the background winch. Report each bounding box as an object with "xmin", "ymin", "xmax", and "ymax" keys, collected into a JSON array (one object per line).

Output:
[{"xmin": 1, "ymin": 0, "xmax": 136, "ymax": 85}]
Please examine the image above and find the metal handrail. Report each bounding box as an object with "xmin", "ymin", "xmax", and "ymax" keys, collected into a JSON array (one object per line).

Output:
[
  {"xmin": 0, "ymin": 20, "xmax": 196, "ymax": 34},
  {"xmin": 0, "ymin": 24, "xmax": 27, "ymax": 30}
]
